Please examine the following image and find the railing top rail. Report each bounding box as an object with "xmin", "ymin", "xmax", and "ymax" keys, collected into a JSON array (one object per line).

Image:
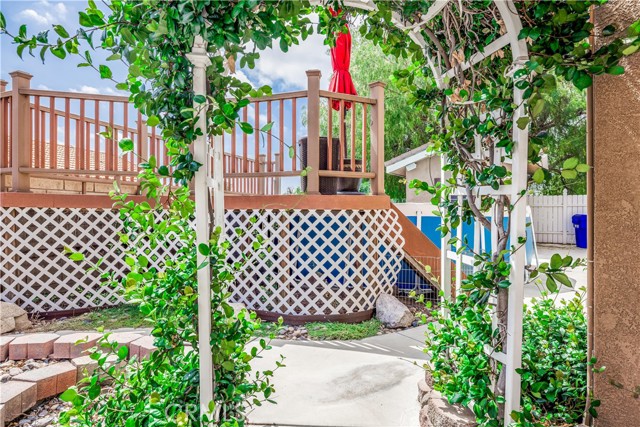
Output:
[
  {"xmin": 0, "ymin": 92, "xmax": 12, "ymax": 99},
  {"xmin": 318, "ymin": 90, "xmax": 376, "ymax": 105},
  {"xmin": 19, "ymin": 88, "xmax": 130, "ymax": 103}
]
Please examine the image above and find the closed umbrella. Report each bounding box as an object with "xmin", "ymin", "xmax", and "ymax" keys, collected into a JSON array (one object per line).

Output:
[{"xmin": 328, "ymin": 8, "xmax": 357, "ymax": 111}]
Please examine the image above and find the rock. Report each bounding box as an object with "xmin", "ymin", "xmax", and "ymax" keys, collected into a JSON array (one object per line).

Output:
[
  {"xmin": 9, "ymin": 367, "xmax": 23, "ymax": 376},
  {"xmin": 1, "ymin": 317, "xmax": 16, "ymax": 334},
  {"xmin": 1, "ymin": 302, "xmax": 27, "ymax": 319},
  {"xmin": 1, "ymin": 302, "xmax": 32, "ymax": 333},
  {"xmin": 34, "ymin": 415, "xmax": 54, "ymax": 427},
  {"xmin": 0, "ymin": 373, "xmax": 10, "ymax": 382},
  {"xmin": 375, "ymin": 293, "xmax": 414, "ymax": 328},
  {"xmin": 14, "ymin": 313, "xmax": 32, "ymax": 331}
]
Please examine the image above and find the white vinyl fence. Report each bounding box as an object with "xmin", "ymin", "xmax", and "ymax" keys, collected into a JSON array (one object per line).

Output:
[{"xmin": 527, "ymin": 190, "xmax": 587, "ymax": 245}]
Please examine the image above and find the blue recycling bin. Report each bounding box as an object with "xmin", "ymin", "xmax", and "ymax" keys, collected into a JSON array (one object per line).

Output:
[{"xmin": 572, "ymin": 214, "xmax": 587, "ymax": 249}]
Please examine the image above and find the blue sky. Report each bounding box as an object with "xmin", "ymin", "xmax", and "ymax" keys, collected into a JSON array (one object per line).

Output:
[{"xmin": 1, "ymin": 0, "xmax": 334, "ymax": 93}]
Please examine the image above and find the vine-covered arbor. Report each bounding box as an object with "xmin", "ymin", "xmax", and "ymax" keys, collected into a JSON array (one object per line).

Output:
[{"xmin": 187, "ymin": 0, "xmax": 530, "ymax": 423}]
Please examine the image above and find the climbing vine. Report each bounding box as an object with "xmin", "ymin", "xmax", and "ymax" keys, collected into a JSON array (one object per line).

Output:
[{"xmin": 2, "ymin": 1, "xmax": 639, "ymax": 426}]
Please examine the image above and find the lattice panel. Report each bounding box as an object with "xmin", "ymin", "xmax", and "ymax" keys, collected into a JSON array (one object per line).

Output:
[
  {"xmin": 0, "ymin": 208, "xmax": 180, "ymax": 313},
  {"xmin": 2, "ymin": 207, "xmax": 404, "ymax": 316},
  {"xmin": 225, "ymin": 209, "xmax": 405, "ymax": 316}
]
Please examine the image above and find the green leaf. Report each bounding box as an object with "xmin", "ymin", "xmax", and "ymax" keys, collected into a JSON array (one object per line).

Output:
[
  {"xmin": 261, "ymin": 122, "xmax": 274, "ymax": 132},
  {"xmin": 119, "ymin": 138, "xmax": 134, "ymax": 153},
  {"xmin": 70, "ymin": 252, "xmax": 85, "ymax": 262},
  {"xmin": 573, "ymin": 72, "xmax": 593, "ymax": 90},
  {"xmin": 561, "ymin": 169, "xmax": 578, "ymax": 180},
  {"xmin": 59, "ymin": 388, "xmax": 77, "ymax": 402},
  {"xmin": 622, "ymin": 44, "xmax": 639, "ymax": 56},
  {"xmin": 51, "ymin": 46, "xmax": 66, "ymax": 59},
  {"xmin": 0, "ymin": 11, "xmax": 6, "ymax": 30},
  {"xmin": 532, "ymin": 98, "xmax": 545, "ymax": 117},
  {"xmin": 146, "ymin": 115, "xmax": 160, "ymax": 127},
  {"xmin": 239, "ymin": 122, "xmax": 254, "ymax": 134},
  {"xmin": 532, "ymin": 168, "xmax": 544, "ymax": 184},
  {"xmin": 606, "ymin": 65, "xmax": 625, "ymax": 75},
  {"xmin": 99, "ymin": 65, "xmax": 112, "ymax": 79},
  {"xmin": 194, "ymin": 94, "xmax": 206, "ymax": 104},
  {"xmin": 576, "ymin": 163, "xmax": 590, "ymax": 173},
  {"xmin": 562, "ymin": 157, "xmax": 579, "ymax": 169},
  {"xmin": 550, "ymin": 254, "xmax": 563, "ymax": 269},
  {"xmin": 516, "ymin": 116, "xmax": 530, "ymax": 130},
  {"xmin": 79, "ymin": 12, "xmax": 92, "ymax": 27},
  {"xmin": 222, "ymin": 361, "xmax": 235, "ymax": 371},
  {"xmin": 53, "ymin": 25, "xmax": 69, "ymax": 38}
]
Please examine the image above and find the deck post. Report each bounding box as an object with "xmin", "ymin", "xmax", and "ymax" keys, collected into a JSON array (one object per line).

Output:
[
  {"xmin": 258, "ymin": 154, "xmax": 266, "ymax": 194},
  {"xmin": 186, "ymin": 35, "xmax": 215, "ymax": 424},
  {"xmin": 306, "ymin": 70, "xmax": 321, "ymax": 195},
  {"xmin": 10, "ymin": 71, "xmax": 33, "ymax": 192},
  {"xmin": 0, "ymin": 80, "xmax": 7, "ymax": 92},
  {"xmin": 369, "ymin": 81, "xmax": 386, "ymax": 195}
]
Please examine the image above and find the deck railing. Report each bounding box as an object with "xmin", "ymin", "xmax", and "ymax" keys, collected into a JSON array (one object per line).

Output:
[{"xmin": 0, "ymin": 69, "xmax": 384, "ymax": 195}]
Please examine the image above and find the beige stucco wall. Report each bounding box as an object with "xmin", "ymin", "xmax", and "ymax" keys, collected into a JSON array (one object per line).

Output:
[
  {"xmin": 593, "ymin": 1, "xmax": 640, "ymax": 425},
  {"xmin": 405, "ymin": 155, "xmax": 441, "ymax": 203}
]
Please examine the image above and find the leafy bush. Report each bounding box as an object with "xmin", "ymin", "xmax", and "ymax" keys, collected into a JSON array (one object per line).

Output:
[
  {"xmin": 60, "ymin": 187, "xmax": 283, "ymax": 427},
  {"xmin": 426, "ymin": 291, "xmax": 595, "ymax": 427}
]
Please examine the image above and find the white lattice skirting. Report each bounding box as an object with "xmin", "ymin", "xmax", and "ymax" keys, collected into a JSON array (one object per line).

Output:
[{"xmin": 1, "ymin": 207, "xmax": 404, "ymax": 316}]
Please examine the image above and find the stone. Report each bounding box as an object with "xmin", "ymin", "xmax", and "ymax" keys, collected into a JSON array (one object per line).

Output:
[
  {"xmin": 0, "ymin": 380, "xmax": 37, "ymax": 421},
  {"xmin": 0, "ymin": 404, "xmax": 5, "ymax": 427},
  {"xmin": 104, "ymin": 332, "xmax": 143, "ymax": 352},
  {"xmin": 34, "ymin": 415, "xmax": 54, "ymax": 427},
  {"xmin": 71, "ymin": 354, "xmax": 121, "ymax": 382},
  {"xmin": 0, "ymin": 302, "xmax": 27, "ymax": 319},
  {"xmin": 418, "ymin": 378, "xmax": 431, "ymax": 404},
  {"xmin": 14, "ymin": 313, "xmax": 33, "ymax": 331},
  {"xmin": 375, "ymin": 293, "xmax": 414, "ymax": 328},
  {"xmin": 129, "ymin": 336, "xmax": 157, "ymax": 359},
  {"xmin": 14, "ymin": 362, "xmax": 77, "ymax": 401},
  {"xmin": 0, "ymin": 336, "xmax": 15, "ymax": 361},
  {"xmin": 1, "ymin": 374, "xmax": 10, "ymax": 383},
  {"xmin": 422, "ymin": 389, "xmax": 477, "ymax": 427},
  {"xmin": 9, "ymin": 367, "xmax": 23, "ymax": 376},
  {"xmin": 9, "ymin": 334, "xmax": 59, "ymax": 360},
  {"xmin": 52, "ymin": 332, "xmax": 102, "ymax": 359},
  {"xmin": 1, "ymin": 317, "xmax": 16, "ymax": 334}
]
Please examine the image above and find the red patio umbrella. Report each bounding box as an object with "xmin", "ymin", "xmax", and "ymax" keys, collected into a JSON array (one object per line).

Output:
[{"xmin": 328, "ymin": 8, "xmax": 357, "ymax": 111}]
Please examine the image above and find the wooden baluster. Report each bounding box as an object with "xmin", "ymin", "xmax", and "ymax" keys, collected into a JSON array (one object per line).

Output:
[
  {"xmin": 40, "ymin": 110, "xmax": 46, "ymax": 169},
  {"xmin": 279, "ymin": 99, "xmax": 284, "ymax": 172},
  {"xmin": 84, "ymin": 113, "xmax": 90, "ymax": 170},
  {"xmin": 75, "ymin": 119, "xmax": 80, "ymax": 170},
  {"xmin": 123, "ymin": 102, "xmax": 129, "ymax": 174},
  {"xmin": 267, "ymin": 100, "xmax": 272, "ymax": 172},
  {"xmin": 0, "ymin": 95, "xmax": 6, "ymax": 172},
  {"xmin": 339, "ymin": 99, "xmax": 345, "ymax": 172},
  {"xmin": 361, "ymin": 103, "xmax": 367, "ymax": 175},
  {"xmin": 231, "ymin": 121, "xmax": 236, "ymax": 174},
  {"xmin": 327, "ymin": 98, "xmax": 333, "ymax": 171},
  {"xmin": 305, "ymin": 70, "xmax": 321, "ymax": 194},
  {"xmin": 51, "ymin": 96, "xmax": 57, "ymax": 169},
  {"xmin": 94, "ymin": 100, "xmax": 100, "ymax": 172},
  {"xmin": 291, "ymin": 98, "xmax": 297, "ymax": 171},
  {"xmin": 34, "ymin": 96, "xmax": 40, "ymax": 169},
  {"xmin": 150, "ymin": 125, "xmax": 156, "ymax": 166},
  {"xmin": 64, "ymin": 98, "xmax": 71, "ymax": 169},
  {"xmin": 242, "ymin": 107, "xmax": 248, "ymax": 173},
  {"xmin": 350, "ymin": 103, "xmax": 356, "ymax": 171},
  {"xmin": 254, "ymin": 101, "xmax": 260, "ymax": 174},
  {"xmin": 79, "ymin": 100, "xmax": 85, "ymax": 170},
  {"xmin": 369, "ymin": 81, "xmax": 386, "ymax": 195},
  {"xmin": 109, "ymin": 101, "xmax": 115, "ymax": 171}
]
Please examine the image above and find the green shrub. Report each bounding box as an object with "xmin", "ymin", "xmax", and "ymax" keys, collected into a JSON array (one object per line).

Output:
[{"xmin": 426, "ymin": 291, "xmax": 595, "ymax": 427}]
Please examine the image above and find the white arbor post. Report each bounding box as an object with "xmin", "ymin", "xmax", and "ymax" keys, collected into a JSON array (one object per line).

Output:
[{"xmin": 187, "ymin": 35, "xmax": 215, "ymax": 423}]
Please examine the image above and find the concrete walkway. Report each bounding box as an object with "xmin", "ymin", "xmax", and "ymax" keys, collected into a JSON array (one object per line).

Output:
[{"xmin": 248, "ymin": 326, "xmax": 429, "ymax": 427}]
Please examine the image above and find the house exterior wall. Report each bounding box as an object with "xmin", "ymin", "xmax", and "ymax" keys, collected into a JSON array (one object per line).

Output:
[
  {"xmin": 593, "ymin": 1, "xmax": 640, "ymax": 425},
  {"xmin": 405, "ymin": 156, "xmax": 441, "ymax": 203}
]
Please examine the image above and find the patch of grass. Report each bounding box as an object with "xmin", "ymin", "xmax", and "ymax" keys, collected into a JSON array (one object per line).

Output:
[
  {"xmin": 306, "ymin": 319, "xmax": 382, "ymax": 341},
  {"xmin": 30, "ymin": 304, "xmax": 150, "ymax": 333},
  {"xmin": 252, "ymin": 321, "xmax": 281, "ymax": 338}
]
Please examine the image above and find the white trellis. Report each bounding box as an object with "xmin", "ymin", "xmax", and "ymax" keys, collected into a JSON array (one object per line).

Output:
[{"xmin": 190, "ymin": 1, "xmax": 529, "ymax": 424}]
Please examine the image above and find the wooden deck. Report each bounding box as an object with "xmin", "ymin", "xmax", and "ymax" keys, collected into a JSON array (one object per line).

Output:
[{"xmin": 0, "ymin": 70, "xmax": 385, "ymax": 198}]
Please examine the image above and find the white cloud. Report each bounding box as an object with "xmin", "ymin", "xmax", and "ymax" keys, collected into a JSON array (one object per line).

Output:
[
  {"xmin": 241, "ymin": 29, "xmax": 333, "ymax": 91},
  {"xmin": 36, "ymin": 84, "xmax": 50, "ymax": 90},
  {"xmin": 16, "ymin": 1, "xmax": 68, "ymax": 27},
  {"xmin": 69, "ymin": 85, "xmax": 118, "ymax": 95}
]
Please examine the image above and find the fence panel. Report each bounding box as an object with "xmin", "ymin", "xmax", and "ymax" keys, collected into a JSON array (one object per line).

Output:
[{"xmin": 527, "ymin": 190, "xmax": 587, "ymax": 244}]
